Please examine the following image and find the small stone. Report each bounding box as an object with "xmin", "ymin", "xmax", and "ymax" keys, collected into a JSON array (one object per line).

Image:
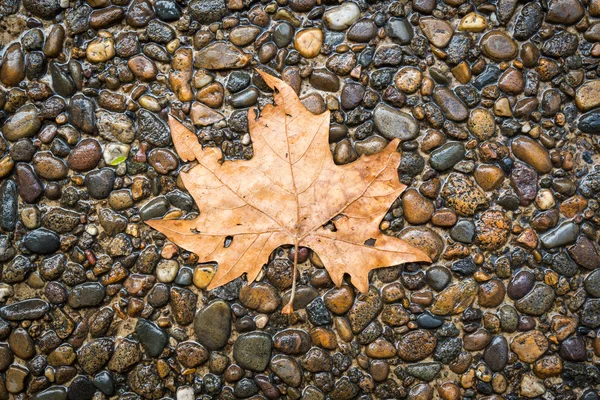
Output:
[
  {"xmin": 430, "ymin": 142, "xmax": 465, "ymax": 171},
  {"xmin": 402, "ymin": 189, "xmax": 434, "ymax": 224}
]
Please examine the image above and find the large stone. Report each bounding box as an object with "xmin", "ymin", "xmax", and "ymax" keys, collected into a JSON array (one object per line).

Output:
[
  {"xmin": 195, "ymin": 42, "xmax": 252, "ymax": 70},
  {"xmin": 373, "ymin": 103, "xmax": 419, "ymax": 141},
  {"xmin": 194, "ymin": 301, "xmax": 231, "ymax": 350},
  {"xmin": 233, "ymin": 332, "xmax": 273, "ymax": 372}
]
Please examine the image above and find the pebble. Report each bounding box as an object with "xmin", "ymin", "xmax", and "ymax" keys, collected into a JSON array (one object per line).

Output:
[
  {"xmin": 196, "ymin": 42, "xmax": 252, "ymax": 70},
  {"xmin": 511, "ymin": 330, "xmax": 549, "ymax": 363},
  {"xmin": 233, "ymin": 331, "xmax": 273, "ymax": 372},
  {"xmin": 420, "ymin": 18, "xmax": 453, "ymax": 48},
  {"xmin": 323, "ymin": 2, "xmax": 361, "ymax": 31},
  {"xmin": 481, "ymin": 30, "xmax": 518, "ymax": 61},
  {"xmin": 511, "ymin": 136, "xmax": 552, "ymax": 174},
  {"xmin": 373, "ymin": 103, "xmax": 419, "ymax": 141},
  {"xmin": 397, "ymin": 329, "xmax": 437, "ymax": 361},
  {"xmin": 431, "ymin": 279, "xmax": 478, "ymax": 315}
]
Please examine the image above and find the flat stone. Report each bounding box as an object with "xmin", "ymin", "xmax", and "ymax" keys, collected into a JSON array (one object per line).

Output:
[
  {"xmin": 194, "ymin": 300, "xmax": 231, "ymax": 350},
  {"xmin": 515, "ymin": 283, "xmax": 555, "ymax": 316},
  {"xmin": 196, "ymin": 42, "xmax": 252, "ymax": 70},
  {"xmin": 136, "ymin": 319, "xmax": 168, "ymax": 357},
  {"xmin": 373, "ymin": 103, "xmax": 419, "ymax": 141},
  {"xmin": 432, "ymin": 86, "xmax": 469, "ymax": 121},
  {"xmin": 233, "ymin": 331, "xmax": 273, "ymax": 372},
  {"xmin": 0, "ymin": 299, "xmax": 49, "ymax": 321},
  {"xmin": 431, "ymin": 279, "xmax": 478, "ymax": 315}
]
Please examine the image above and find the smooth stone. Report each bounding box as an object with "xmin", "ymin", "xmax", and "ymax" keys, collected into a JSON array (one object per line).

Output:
[
  {"xmin": 416, "ymin": 312, "xmax": 444, "ymax": 329},
  {"xmin": 373, "ymin": 103, "xmax": 419, "ymax": 141},
  {"xmin": 426, "ymin": 266, "xmax": 452, "ymax": 291},
  {"xmin": 23, "ymin": 228, "xmax": 60, "ymax": 254},
  {"xmin": 50, "ymin": 62, "xmax": 77, "ymax": 98},
  {"xmin": 230, "ymin": 87, "xmax": 259, "ymax": 108},
  {"xmin": 294, "ymin": 28, "xmax": 323, "ymax": 58},
  {"xmin": 541, "ymin": 222, "xmax": 579, "ymax": 249},
  {"xmin": 68, "ymin": 139, "xmax": 102, "ymax": 171},
  {"xmin": 68, "ymin": 95, "xmax": 97, "ymax": 134},
  {"xmin": 511, "ymin": 136, "xmax": 552, "ymax": 174},
  {"xmin": 569, "ymin": 235, "xmax": 600, "ymax": 270},
  {"xmin": 0, "ymin": 299, "xmax": 49, "ymax": 321},
  {"xmin": 433, "ymin": 86, "xmax": 469, "ymax": 121},
  {"xmin": 85, "ymin": 168, "xmax": 116, "ymax": 199},
  {"xmin": 450, "ymin": 220, "xmax": 475, "ymax": 244},
  {"xmin": 398, "ymin": 226, "xmax": 444, "ymax": 262},
  {"xmin": 511, "ymin": 330, "xmax": 549, "ymax": 363},
  {"xmin": 34, "ymin": 387, "xmax": 68, "ymax": 400},
  {"xmin": 195, "ymin": 42, "xmax": 252, "ymax": 70},
  {"xmin": 323, "ymin": 2, "xmax": 360, "ymax": 31},
  {"xmin": 483, "ymin": 336, "xmax": 509, "ymax": 372},
  {"xmin": 481, "ymin": 30, "xmax": 518, "ymax": 61},
  {"xmin": 430, "ymin": 142, "xmax": 465, "ymax": 171},
  {"xmin": 68, "ymin": 283, "xmax": 106, "ymax": 308},
  {"xmin": 194, "ymin": 301, "xmax": 231, "ymax": 350},
  {"xmin": 2, "ymin": 105, "xmax": 41, "ymax": 141},
  {"xmin": 578, "ymin": 110, "xmax": 600, "ymax": 134},
  {"xmin": 508, "ymin": 270, "xmax": 535, "ymax": 300},
  {"xmin": 575, "ymin": 80, "xmax": 600, "ymax": 112},
  {"xmin": 347, "ymin": 19, "xmax": 378, "ymax": 42},
  {"xmin": 270, "ymin": 355, "xmax": 302, "ymax": 387},
  {"xmin": 546, "ymin": 0, "xmax": 584, "ymax": 24},
  {"xmin": 559, "ymin": 336, "xmax": 587, "ymax": 362},
  {"xmin": 136, "ymin": 319, "xmax": 168, "ymax": 357},
  {"xmin": 420, "ymin": 17, "xmax": 453, "ymax": 48},
  {"xmin": 585, "ymin": 270, "xmax": 600, "ymax": 298},
  {"xmin": 386, "ymin": 18, "xmax": 413, "ymax": 44},
  {"xmin": 233, "ymin": 331, "xmax": 273, "ymax": 372}
]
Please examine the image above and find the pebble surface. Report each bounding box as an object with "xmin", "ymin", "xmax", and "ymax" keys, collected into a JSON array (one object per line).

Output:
[{"xmin": 1, "ymin": 0, "xmax": 600, "ymax": 399}]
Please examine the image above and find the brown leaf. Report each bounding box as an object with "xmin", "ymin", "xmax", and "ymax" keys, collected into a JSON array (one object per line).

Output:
[{"xmin": 147, "ymin": 70, "xmax": 430, "ymax": 294}]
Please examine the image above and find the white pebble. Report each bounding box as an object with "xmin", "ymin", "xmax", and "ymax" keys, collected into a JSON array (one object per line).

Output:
[
  {"xmin": 177, "ymin": 386, "xmax": 194, "ymax": 400},
  {"xmin": 156, "ymin": 259, "xmax": 179, "ymax": 283}
]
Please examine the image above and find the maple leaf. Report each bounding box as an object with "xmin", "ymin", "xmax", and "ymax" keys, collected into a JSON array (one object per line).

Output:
[{"xmin": 147, "ymin": 70, "xmax": 430, "ymax": 310}]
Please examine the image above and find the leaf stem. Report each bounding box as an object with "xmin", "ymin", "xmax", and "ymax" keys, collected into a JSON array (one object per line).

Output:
[{"xmin": 282, "ymin": 238, "xmax": 299, "ymax": 315}]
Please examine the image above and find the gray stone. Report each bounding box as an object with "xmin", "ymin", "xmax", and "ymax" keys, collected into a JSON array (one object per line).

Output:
[
  {"xmin": 233, "ymin": 331, "xmax": 273, "ymax": 372},
  {"xmin": 373, "ymin": 103, "xmax": 419, "ymax": 141}
]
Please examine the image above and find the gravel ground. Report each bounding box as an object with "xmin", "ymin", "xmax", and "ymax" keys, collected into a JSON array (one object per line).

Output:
[{"xmin": 1, "ymin": 0, "xmax": 600, "ymax": 399}]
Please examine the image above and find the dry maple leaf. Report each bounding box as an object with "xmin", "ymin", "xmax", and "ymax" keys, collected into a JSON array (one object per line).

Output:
[{"xmin": 147, "ymin": 70, "xmax": 430, "ymax": 311}]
